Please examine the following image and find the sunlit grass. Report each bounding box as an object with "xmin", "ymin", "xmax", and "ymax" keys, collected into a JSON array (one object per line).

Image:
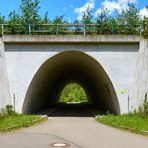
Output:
[
  {"xmin": 0, "ymin": 115, "xmax": 46, "ymax": 131},
  {"xmin": 96, "ymin": 113, "xmax": 148, "ymax": 135}
]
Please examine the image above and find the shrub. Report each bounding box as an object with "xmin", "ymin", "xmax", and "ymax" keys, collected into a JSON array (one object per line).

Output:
[
  {"xmin": 135, "ymin": 93, "xmax": 148, "ymax": 118},
  {"xmin": 0, "ymin": 105, "xmax": 17, "ymax": 119},
  {"xmin": 141, "ymin": 29, "xmax": 148, "ymax": 39},
  {"xmin": 143, "ymin": 93, "xmax": 148, "ymax": 117}
]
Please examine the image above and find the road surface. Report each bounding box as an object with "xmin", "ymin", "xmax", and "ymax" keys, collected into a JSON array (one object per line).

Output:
[{"xmin": 0, "ymin": 103, "xmax": 148, "ymax": 148}]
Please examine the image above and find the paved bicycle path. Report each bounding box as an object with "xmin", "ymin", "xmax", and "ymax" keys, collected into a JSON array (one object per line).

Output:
[{"xmin": 0, "ymin": 104, "xmax": 148, "ymax": 148}]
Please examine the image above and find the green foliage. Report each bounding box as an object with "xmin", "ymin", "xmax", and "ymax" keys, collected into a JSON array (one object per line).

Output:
[
  {"xmin": 0, "ymin": 13, "xmax": 5, "ymax": 24},
  {"xmin": 116, "ymin": 3, "xmax": 141, "ymax": 34},
  {"xmin": 136, "ymin": 92, "xmax": 148, "ymax": 118},
  {"xmin": 81, "ymin": 6, "xmax": 94, "ymax": 34},
  {"xmin": 142, "ymin": 28, "xmax": 148, "ymax": 39},
  {"xmin": 142, "ymin": 12, "xmax": 148, "ymax": 38},
  {"xmin": 59, "ymin": 83, "xmax": 88, "ymax": 103},
  {"xmin": 0, "ymin": 13, "xmax": 5, "ymax": 35},
  {"xmin": 6, "ymin": 11, "xmax": 25, "ymax": 34},
  {"xmin": 81, "ymin": 6, "xmax": 94, "ymax": 24},
  {"xmin": 0, "ymin": 105, "xmax": 16, "ymax": 119},
  {"xmin": 19, "ymin": 0, "xmax": 41, "ymax": 34},
  {"xmin": 0, "ymin": 1, "xmax": 147, "ymax": 35},
  {"xmin": 96, "ymin": 7, "xmax": 115, "ymax": 34},
  {"xmin": 143, "ymin": 93, "xmax": 148, "ymax": 117},
  {"xmin": 0, "ymin": 115, "xmax": 45, "ymax": 131},
  {"xmin": 97, "ymin": 113, "xmax": 148, "ymax": 135},
  {"xmin": 42, "ymin": 11, "xmax": 49, "ymax": 24},
  {"xmin": 73, "ymin": 19, "xmax": 82, "ymax": 34},
  {"xmin": 51, "ymin": 15, "xmax": 68, "ymax": 34},
  {"xmin": 0, "ymin": 105, "xmax": 46, "ymax": 132},
  {"xmin": 97, "ymin": 94, "xmax": 148, "ymax": 135},
  {"xmin": 20, "ymin": 0, "xmax": 41, "ymax": 25}
]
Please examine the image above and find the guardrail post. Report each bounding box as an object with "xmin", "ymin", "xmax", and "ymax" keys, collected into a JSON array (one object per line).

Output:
[
  {"xmin": 84, "ymin": 24, "xmax": 86, "ymax": 35},
  {"xmin": 113, "ymin": 22, "xmax": 117, "ymax": 34},
  {"xmin": 28, "ymin": 24, "xmax": 31, "ymax": 35},
  {"xmin": 1, "ymin": 24, "xmax": 4, "ymax": 35},
  {"xmin": 13, "ymin": 93, "xmax": 16, "ymax": 112},
  {"xmin": 56, "ymin": 24, "xmax": 59, "ymax": 35},
  {"xmin": 127, "ymin": 95, "xmax": 130, "ymax": 113}
]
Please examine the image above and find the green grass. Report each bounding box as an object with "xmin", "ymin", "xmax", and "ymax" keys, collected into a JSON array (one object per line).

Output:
[
  {"xmin": 0, "ymin": 115, "xmax": 47, "ymax": 132},
  {"xmin": 96, "ymin": 114, "xmax": 148, "ymax": 136}
]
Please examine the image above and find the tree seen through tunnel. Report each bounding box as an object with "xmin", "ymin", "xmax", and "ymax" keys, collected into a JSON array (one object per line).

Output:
[{"xmin": 59, "ymin": 83, "xmax": 88, "ymax": 103}]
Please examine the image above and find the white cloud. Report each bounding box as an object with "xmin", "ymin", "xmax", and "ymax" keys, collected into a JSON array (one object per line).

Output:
[
  {"xmin": 96, "ymin": 0, "xmax": 137, "ymax": 16},
  {"xmin": 118, "ymin": 0, "xmax": 137, "ymax": 4},
  {"xmin": 140, "ymin": 7, "xmax": 148, "ymax": 18},
  {"xmin": 74, "ymin": 0, "xmax": 95, "ymax": 20},
  {"xmin": 74, "ymin": 0, "xmax": 142, "ymax": 20},
  {"xmin": 96, "ymin": 0, "xmax": 121, "ymax": 15}
]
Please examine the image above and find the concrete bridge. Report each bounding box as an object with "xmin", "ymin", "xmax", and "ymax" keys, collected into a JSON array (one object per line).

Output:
[{"xmin": 0, "ymin": 35, "xmax": 148, "ymax": 114}]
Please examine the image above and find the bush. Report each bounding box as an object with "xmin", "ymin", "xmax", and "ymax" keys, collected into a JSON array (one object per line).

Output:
[
  {"xmin": 134, "ymin": 93, "xmax": 148, "ymax": 118},
  {"xmin": 141, "ymin": 29, "xmax": 148, "ymax": 39},
  {"xmin": 0, "ymin": 105, "xmax": 17, "ymax": 119},
  {"xmin": 143, "ymin": 93, "xmax": 148, "ymax": 117}
]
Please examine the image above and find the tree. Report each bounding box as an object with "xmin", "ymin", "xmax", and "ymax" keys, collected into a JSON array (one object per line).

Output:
[
  {"xmin": 37, "ymin": 11, "xmax": 50, "ymax": 35},
  {"xmin": 51, "ymin": 15, "xmax": 68, "ymax": 34},
  {"xmin": 19, "ymin": 0, "xmax": 41, "ymax": 34},
  {"xmin": 117, "ymin": 3, "xmax": 141, "ymax": 34},
  {"xmin": 96, "ymin": 7, "xmax": 114, "ymax": 34},
  {"xmin": 81, "ymin": 6, "xmax": 94, "ymax": 34},
  {"xmin": 20, "ymin": 0, "xmax": 41, "ymax": 25},
  {"xmin": 59, "ymin": 83, "xmax": 88, "ymax": 103},
  {"xmin": 0, "ymin": 13, "xmax": 5, "ymax": 24},
  {"xmin": 0, "ymin": 13, "xmax": 5, "ymax": 35},
  {"xmin": 141, "ymin": 6, "xmax": 148, "ymax": 38},
  {"xmin": 143, "ymin": 6, "xmax": 148, "ymax": 28},
  {"xmin": 42, "ymin": 11, "xmax": 49, "ymax": 24},
  {"xmin": 74, "ymin": 19, "xmax": 82, "ymax": 34},
  {"xmin": 7, "ymin": 11, "xmax": 25, "ymax": 34}
]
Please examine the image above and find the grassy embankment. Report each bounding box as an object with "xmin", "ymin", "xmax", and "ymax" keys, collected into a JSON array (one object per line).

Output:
[
  {"xmin": 97, "ymin": 94, "xmax": 148, "ymax": 136},
  {"xmin": 96, "ymin": 113, "xmax": 148, "ymax": 136},
  {"xmin": 0, "ymin": 105, "xmax": 47, "ymax": 132}
]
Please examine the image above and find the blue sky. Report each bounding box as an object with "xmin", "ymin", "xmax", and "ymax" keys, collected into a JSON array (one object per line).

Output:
[{"xmin": 0, "ymin": 0, "xmax": 148, "ymax": 21}]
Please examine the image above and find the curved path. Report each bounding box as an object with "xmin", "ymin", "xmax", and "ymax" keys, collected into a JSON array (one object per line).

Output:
[{"xmin": 0, "ymin": 104, "xmax": 148, "ymax": 148}]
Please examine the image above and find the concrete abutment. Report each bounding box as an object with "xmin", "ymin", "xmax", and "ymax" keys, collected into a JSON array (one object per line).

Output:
[{"xmin": 0, "ymin": 35, "xmax": 147, "ymax": 114}]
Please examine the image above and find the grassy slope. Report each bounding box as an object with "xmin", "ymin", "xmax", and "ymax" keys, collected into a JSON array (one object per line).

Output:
[
  {"xmin": 96, "ymin": 114, "xmax": 148, "ymax": 135},
  {"xmin": 0, "ymin": 115, "xmax": 46, "ymax": 131}
]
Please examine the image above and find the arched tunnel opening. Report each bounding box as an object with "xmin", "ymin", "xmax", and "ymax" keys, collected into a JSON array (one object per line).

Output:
[{"xmin": 22, "ymin": 51, "xmax": 120, "ymax": 115}]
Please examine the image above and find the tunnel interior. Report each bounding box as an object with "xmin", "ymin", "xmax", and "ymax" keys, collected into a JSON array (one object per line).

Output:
[{"xmin": 22, "ymin": 51, "xmax": 120, "ymax": 115}]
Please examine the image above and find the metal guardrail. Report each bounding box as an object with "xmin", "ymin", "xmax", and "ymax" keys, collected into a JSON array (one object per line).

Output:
[{"xmin": 0, "ymin": 24, "xmax": 147, "ymax": 35}]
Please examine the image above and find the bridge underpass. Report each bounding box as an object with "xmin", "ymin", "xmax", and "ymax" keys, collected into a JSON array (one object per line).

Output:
[{"xmin": 22, "ymin": 51, "xmax": 120, "ymax": 115}]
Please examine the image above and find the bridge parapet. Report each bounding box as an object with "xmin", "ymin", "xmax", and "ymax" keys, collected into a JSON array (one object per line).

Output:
[{"xmin": 2, "ymin": 35, "xmax": 142, "ymax": 44}]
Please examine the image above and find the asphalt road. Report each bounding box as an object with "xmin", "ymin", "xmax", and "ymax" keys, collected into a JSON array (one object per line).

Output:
[{"xmin": 0, "ymin": 103, "xmax": 148, "ymax": 148}]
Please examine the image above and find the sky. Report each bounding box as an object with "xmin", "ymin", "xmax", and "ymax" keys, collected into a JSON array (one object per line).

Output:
[{"xmin": 0, "ymin": 0, "xmax": 148, "ymax": 21}]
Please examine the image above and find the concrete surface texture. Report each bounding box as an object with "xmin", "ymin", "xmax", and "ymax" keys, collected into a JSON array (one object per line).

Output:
[
  {"xmin": 0, "ymin": 35, "xmax": 148, "ymax": 114},
  {"xmin": 0, "ymin": 117, "xmax": 148, "ymax": 148},
  {"xmin": 0, "ymin": 38, "xmax": 10, "ymax": 109}
]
